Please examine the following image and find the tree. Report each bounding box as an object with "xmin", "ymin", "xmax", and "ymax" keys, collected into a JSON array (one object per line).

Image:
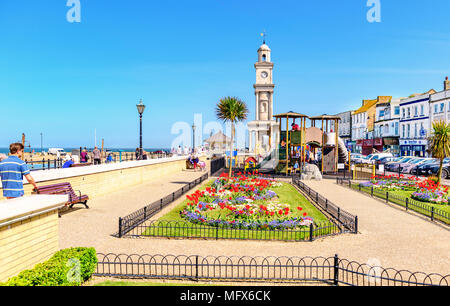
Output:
[
  {"xmin": 429, "ymin": 120, "xmax": 450, "ymax": 184},
  {"xmin": 215, "ymin": 97, "xmax": 248, "ymax": 177}
]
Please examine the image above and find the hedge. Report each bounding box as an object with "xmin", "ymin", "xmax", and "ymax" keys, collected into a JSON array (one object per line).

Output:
[{"xmin": 1, "ymin": 247, "xmax": 97, "ymax": 286}]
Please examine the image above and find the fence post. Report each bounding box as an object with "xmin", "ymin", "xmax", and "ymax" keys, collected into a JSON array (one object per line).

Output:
[
  {"xmin": 195, "ymin": 255, "xmax": 199, "ymax": 280},
  {"xmin": 160, "ymin": 199, "xmax": 163, "ymax": 210},
  {"xmin": 118, "ymin": 217, "xmax": 123, "ymax": 238},
  {"xmin": 144, "ymin": 206, "xmax": 147, "ymax": 220},
  {"xmin": 371, "ymin": 186, "xmax": 373, "ymax": 197},
  {"xmin": 333, "ymin": 254, "xmax": 339, "ymax": 286},
  {"xmin": 337, "ymin": 208, "xmax": 340, "ymax": 222},
  {"xmin": 386, "ymin": 192, "xmax": 389, "ymax": 204},
  {"xmin": 354, "ymin": 216, "xmax": 358, "ymax": 234},
  {"xmin": 431, "ymin": 207, "xmax": 434, "ymax": 222},
  {"xmin": 325, "ymin": 199, "xmax": 328, "ymax": 210},
  {"xmin": 405, "ymin": 198, "xmax": 409, "ymax": 211},
  {"xmin": 309, "ymin": 223, "xmax": 314, "ymax": 242}
]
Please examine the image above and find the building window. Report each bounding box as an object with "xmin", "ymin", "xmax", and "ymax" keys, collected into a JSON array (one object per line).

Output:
[
  {"xmin": 414, "ymin": 106, "xmax": 418, "ymax": 117},
  {"xmin": 421, "ymin": 105, "xmax": 424, "ymax": 116},
  {"xmin": 402, "ymin": 125, "xmax": 405, "ymax": 138},
  {"xmin": 407, "ymin": 124, "xmax": 410, "ymax": 138},
  {"xmin": 395, "ymin": 107, "xmax": 400, "ymax": 115},
  {"xmin": 415, "ymin": 123, "xmax": 418, "ymax": 138},
  {"xmin": 402, "ymin": 108, "xmax": 405, "ymax": 118},
  {"xmin": 407, "ymin": 108, "xmax": 411, "ymax": 118},
  {"xmin": 262, "ymin": 54, "xmax": 267, "ymax": 62},
  {"xmin": 435, "ymin": 104, "xmax": 438, "ymax": 113},
  {"xmin": 441, "ymin": 103, "xmax": 445, "ymax": 112},
  {"xmin": 395, "ymin": 122, "xmax": 399, "ymax": 136}
]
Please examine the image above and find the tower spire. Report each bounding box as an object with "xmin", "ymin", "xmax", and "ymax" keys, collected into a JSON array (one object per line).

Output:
[{"xmin": 261, "ymin": 30, "xmax": 267, "ymax": 44}]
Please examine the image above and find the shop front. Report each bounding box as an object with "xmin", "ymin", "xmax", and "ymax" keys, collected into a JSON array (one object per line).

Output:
[
  {"xmin": 400, "ymin": 139, "xmax": 428, "ymax": 157},
  {"xmin": 355, "ymin": 140, "xmax": 363, "ymax": 154},
  {"xmin": 362, "ymin": 139, "xmax": 373, "ymax": 156},
  {"xmin": 383, "ymin": 137, "xmax": 400, "ymax": 157}
]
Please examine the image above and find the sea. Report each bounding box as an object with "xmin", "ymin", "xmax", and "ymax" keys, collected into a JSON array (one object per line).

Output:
[{"xmin": 0, "ymin": 147, "xmax": 171, "ymax": 155}]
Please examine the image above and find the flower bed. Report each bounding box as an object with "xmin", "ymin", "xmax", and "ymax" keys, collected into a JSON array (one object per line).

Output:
[
  {"xmin": 360, "ymin": 175, "xmax": 449, "ymax": 205},
  {"xmin": 179, "ymin": 173, "xmax": 314, "ymax": 230}
]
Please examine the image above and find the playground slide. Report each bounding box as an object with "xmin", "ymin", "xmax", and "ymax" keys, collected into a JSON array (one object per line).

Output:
[
  {"xmin": 337, "ymin": 137, "xmax": 349, "ymax": 163},
  {"xmin": 256, "ymin": 149, "xmax": 279, "ymax": 172}
]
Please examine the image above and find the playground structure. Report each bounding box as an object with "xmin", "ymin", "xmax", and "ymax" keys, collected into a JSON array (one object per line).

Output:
[{"xmin": 251, "ymin": 112, "xmax": 349, "ymax": 175}]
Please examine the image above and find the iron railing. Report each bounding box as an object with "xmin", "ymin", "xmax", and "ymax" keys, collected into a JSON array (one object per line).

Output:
[
  {"xmin": 293, "ymin": 177, "xmax": 358, "ymax": 233},
  {"xmin": 117, "ymin": 173, "xmax": 210, "ymax": 238},
  {"xmin": 336, "ymin": 178, "xmax": 450, "ymax": 225},
  {"xmin": 93, "ymin": 253, "xmax": 450, "ymax": 286},
  {"xmin": 210, "ymin": 157, "xmax": 226, "ymax": 176},
  {"xmin": 120, "ymin": 219, "xmax": 342, "ymax": 242}
]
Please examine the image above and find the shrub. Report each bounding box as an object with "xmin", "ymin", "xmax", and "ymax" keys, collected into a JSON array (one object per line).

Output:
[{"xmin": 1, "ymin": 247, "xmax": 97, "ymax": 286}]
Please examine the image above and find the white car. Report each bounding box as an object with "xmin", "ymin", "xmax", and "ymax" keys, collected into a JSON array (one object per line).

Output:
[
  {"xmin": 47, "ymin": 148, "xmax": 66, "ymax": 156},
  {"xmin": 366, "ymin": 153, "xmax": 394, "ymax": 164}
]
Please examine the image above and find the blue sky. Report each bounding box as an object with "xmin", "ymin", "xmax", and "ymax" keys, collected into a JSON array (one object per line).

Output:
[{"xmin": 1, "ymin": 0, "xmax": 450, "ymax": 149}]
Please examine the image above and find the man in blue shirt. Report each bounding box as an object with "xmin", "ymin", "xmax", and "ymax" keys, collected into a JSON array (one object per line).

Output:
[
  {"xmin": 62, "ymin": 155, "xmax": 75, "ymax": 168},
  {"xmin": 0, "ymin": 143, "xmax": 38, "ymax": 199}
]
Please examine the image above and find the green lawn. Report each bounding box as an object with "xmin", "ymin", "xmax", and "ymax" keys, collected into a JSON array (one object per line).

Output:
[{"xmin": 140, "ymin": 181, "xmax": 335, "ymax": 241}]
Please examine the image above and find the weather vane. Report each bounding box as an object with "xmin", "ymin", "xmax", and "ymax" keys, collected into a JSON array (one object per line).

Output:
[{"xmin": 261, "ymin": 30, "xmax": 267, "ymax": 44}]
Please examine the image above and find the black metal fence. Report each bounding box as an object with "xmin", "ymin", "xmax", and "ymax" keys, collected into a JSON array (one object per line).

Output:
[
  {"xmin": 210, "ymin": 157, "xmax": 225, "ymax": 176},
  {"xmin": 93, "ymin": 253, "xmax": 449, "ymax": 286},
  {"xmin": 117, "ymin": 173, "xmax": 210, "ymax": 238},
  {"xmin": 336, "ymin": 178, "xmax": 450, "ymax": 225},
  {"xmin": 120, "ymin": 219, "xmax": 342, "ymax": 242},
  {"xmin": 293, "ymin": 177, "xmax": 358, "ymax": 233},
  {"xmin": 118, "ymin": 174, "xmax": 357, "ymax": 241},
  {"xmin": 25, "ymin": 158, "xmax": 64, "ymax": 171}
]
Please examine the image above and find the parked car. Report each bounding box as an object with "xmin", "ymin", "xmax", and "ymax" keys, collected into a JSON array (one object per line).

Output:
[
  {"xmin": 47, "ymin": 148, "xmax": 66, "ymax": 156},
  {"xmin": 350, "ymin": 153, "xmax": 365, "ymax": 164},
  {"xmin": 366, "ymin": 153, "xmax": 394, "ymax": 164},
  {"xmin": 385, "ymin": 156, "xmax": 415, "ymax": 172},
  {"xmin": 415, "ymin": 158, "xmax": 450, "ymax": 177},
  {"xmin": 399, "ymin": 158, "xmax": 430, "ymax": 174},
  {"xmin": 376, "ymin": 156, "xmax": 397, "ymax": 165}
]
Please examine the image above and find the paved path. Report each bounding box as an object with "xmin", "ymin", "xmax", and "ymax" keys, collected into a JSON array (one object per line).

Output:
[{"xmin": 59, "ymin": 177, "xmax": 450, "ymax": 275}]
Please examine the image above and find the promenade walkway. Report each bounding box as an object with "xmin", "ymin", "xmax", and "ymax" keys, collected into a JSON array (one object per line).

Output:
[{"xmin": 59, "ymin": 177, "xmax": 450, "ymax": 275}]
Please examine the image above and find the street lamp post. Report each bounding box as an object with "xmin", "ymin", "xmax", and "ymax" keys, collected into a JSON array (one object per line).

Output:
[
  {"xmin": 40, "ymin": 133, "xmax": 43, "ymax": 154},
  {"xmin": 136, "ymin": 99, "xmax": 146, "ymax": 160},
  {"xmin": 192, "ymin": 123, "xmax": 196, "ymax": 153}
]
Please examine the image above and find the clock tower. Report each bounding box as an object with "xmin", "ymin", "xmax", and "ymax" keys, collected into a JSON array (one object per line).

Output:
[{"xmin": 248, "ymin": 42, "xmax": 279, "ymax": 154}]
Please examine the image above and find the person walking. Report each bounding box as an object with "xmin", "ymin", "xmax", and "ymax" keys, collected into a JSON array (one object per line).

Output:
[
  {"xmin": 0, "ymin": 143, "xmax": 38, "ymax": 199},
  {"xmin": 80, "ymin": 149, "xmax": 88, "ymax": 163},
  {"xmin": 93, "ymin": 146, "xmax": 101, "ymax": 165}
]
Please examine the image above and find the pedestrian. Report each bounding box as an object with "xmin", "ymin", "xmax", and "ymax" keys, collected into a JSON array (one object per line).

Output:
[
  {"xmin": 62, "ymin": 155, "xmax": 74, "ymax": 168},
  {"xmin": 135, "ymin": 148, "xmax": 140, "ymax": 160},
  {"xmin": 93, "ymin": 146, "xmax": 101, "ymax": 165},
  {"xmin": 80, "ymin": 149, "xmax": 88, "ymax": 163},
  {"xmin": 0, "ymin": 143, "xmax": 38, "ymax": 199}
]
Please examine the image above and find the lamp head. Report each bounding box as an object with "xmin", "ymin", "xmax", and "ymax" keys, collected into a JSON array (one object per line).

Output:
[{"xmin": 136, "ymin": 99, "xmax": 146, "ymax": 115}]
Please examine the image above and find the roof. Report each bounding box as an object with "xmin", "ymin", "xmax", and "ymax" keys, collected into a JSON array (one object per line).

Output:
[
  {"xmin": 273, "ymin": 111, "xmax": 309, "ymax": 119},
  {"xmin": 258, "ymin": 44, "xmax": 271, "ymax": 52},
  {"xmin": 204, "ymin": 131, "xmax": 231, "ymax": 144},
  {"xmin": 353, "ymin": 99, "xmax": 378, "ymax": 115},
  {"xmin": 309, "ymin": 115, "xmax": 341, "ymax": 121}
]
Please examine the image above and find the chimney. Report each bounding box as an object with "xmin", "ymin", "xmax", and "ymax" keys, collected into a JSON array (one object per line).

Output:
[{"xmin": 445, "ymin": 76, "xmax": 450, "ymax": 91}]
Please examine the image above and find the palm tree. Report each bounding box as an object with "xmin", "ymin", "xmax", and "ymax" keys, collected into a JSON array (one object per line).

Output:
[
  {"xmin": 429, "ymin": 120, "xmax": 450, "ymax": 184},
  {"xmin": 216, "ymin": 97, "xmax": 248, "ymax": 177}
]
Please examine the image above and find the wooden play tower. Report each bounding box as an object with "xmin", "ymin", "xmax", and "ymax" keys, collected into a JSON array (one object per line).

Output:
[
  {"xmin": 309, "ymin": 115, "xmax": 341, "ymax": 174},
  {"xmin": 273, "ymin": 111, "xmax": 309, "ymax": 175}
]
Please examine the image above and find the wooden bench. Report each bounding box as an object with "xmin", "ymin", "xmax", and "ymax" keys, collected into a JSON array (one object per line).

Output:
[{"xmin": 33, "ymin": 183, "xmax": 89, "ymax": 209}]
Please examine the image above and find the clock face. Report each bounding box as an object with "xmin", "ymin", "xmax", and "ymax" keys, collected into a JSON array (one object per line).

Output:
[{"xmin": 261, "ymin": 71, "xmax": 268, "ymax": 79}]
